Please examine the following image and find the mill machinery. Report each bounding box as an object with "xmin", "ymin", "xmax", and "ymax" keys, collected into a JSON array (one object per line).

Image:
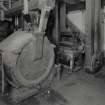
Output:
[
  {"xmin": 0, "ymin": 0, "xmax": 55, "ymax": 102},
  {"xmin": 0, "ymin": 0, "xmax": 104, "ymax": 103}
]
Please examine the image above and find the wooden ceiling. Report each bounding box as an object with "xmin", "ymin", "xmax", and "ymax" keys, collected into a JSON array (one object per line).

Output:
[
  {"xmin": 61, "ymin": 0, "xmax": 105, "ymax": 12},
  {"xmin": 61, "ymin": 0, "xmax": 104, "ymax": 6},
  {"xmin": 3, "ymin": 0, "xmax": 105, "ymax": 17},
  {"xmin": 60, "ymin": 0, "xmax": 85, "ymax": 4}
]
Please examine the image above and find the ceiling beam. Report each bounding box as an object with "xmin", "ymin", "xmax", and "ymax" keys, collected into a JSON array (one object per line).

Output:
[
  {"xmin": 5, "ymin": 0, "xmax": 105, "ymax": 17},
  {"xmin": 60, "ymin": 0, "xmax": 83, "ymax": 4},
  {"xmin": 66, "ymin": 2, "xmax": 85, "ymax": 11}
]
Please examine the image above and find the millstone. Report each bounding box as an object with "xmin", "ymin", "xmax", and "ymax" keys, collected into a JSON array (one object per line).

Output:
[{"xmin": 0, "ymin": 31, "xmax": 55, "ymax": 87}]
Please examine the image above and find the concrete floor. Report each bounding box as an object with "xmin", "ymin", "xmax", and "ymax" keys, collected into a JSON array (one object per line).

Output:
[
  {"xmin": 0, "ymin": 68, "xmax": 105, "ymax": 105},
  {"xmin": 52, "ymin": 68, "xmax": 105, "ymax": 105}
]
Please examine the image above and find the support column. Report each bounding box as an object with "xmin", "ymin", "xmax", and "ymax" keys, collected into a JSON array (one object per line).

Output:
[
  {"xmin": 60, "ymin": 2, "xmax": 66, "ymax": 31},
  {"xmin": 103, "ymin": 7, "xmax": 105, "ymax": 52},
  {"xmin": 94, "ymin": 0, "xmax": 101, "ymax": 53},
  {"xmin": 85, "ymin": 0, "xmax": 102, "ymax": 73},
  {"xmin": 53, "ymin": 1, "xmax": 60, "ymax": 44},
  {"xmin": 85, "ymin": 0, "xmax": 95, "ymax": 70}
]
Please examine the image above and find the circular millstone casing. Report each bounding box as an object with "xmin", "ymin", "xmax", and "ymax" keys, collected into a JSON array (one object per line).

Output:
[{"xmin": 0, "ymin": 31, "xmax": 55, "ymax": 87}]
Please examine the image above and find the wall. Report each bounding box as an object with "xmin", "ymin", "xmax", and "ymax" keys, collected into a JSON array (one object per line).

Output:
[
  {"xmin": 67, "ymin": 9, "xmax": 105, "ymax": 51},
  {"xmin": 67, "ymin": 10, "xmax": 85, "ymax": 33}
]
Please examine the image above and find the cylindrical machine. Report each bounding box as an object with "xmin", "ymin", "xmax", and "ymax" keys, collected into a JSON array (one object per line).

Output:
[{"xmin": 0, "ymin": 31, "xmax": 55, "ymax": 88}]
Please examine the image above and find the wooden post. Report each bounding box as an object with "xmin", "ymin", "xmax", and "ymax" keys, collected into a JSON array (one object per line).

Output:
[
  {"xmin": 85, "ymin": 0, "xmax": 95, "ymax": 70},
  {"xmin": 102, "ymin": 7, "xmax": 105, "ymax": 52},
  {"xmin": 60, "ymin": 2, "xmax": 66, "ymax": 31},
  {"xmin": 94, "ymin": 0, "xmax": 101, "ymax": 53}
]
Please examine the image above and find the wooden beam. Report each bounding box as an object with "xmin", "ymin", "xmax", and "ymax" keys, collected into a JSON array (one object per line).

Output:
[
  {"xmin": 66, "ymin": 2, "xmax": 85, "ymax": 12},
  {"xmin": 61, "ymin": 0, "xmax": 105, "ymax": 7},
  {"xmin": 94, "ymin": 0, "xmax": 101, "ymax": 53},
  {"xmin": 63, "ymin": 0, "xmax": 105, "ymax": 11},
  {"xmin": 5, "ymin": 0, "xmax": 105, "ymax": 17},
  {"xmin": 60, "ymin": 2, "xmax": 66, "ymax": 31},
  {"xmin": 60, "ymin": 0, "xmax": 82, "ymax": 4},
  {"xmin": 52, "ymin": 1, "xmax": 60, "ymax": 44},
  {"xmin": 85, "ymin": 0, "xmax": 95, "ymax": 70}
]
